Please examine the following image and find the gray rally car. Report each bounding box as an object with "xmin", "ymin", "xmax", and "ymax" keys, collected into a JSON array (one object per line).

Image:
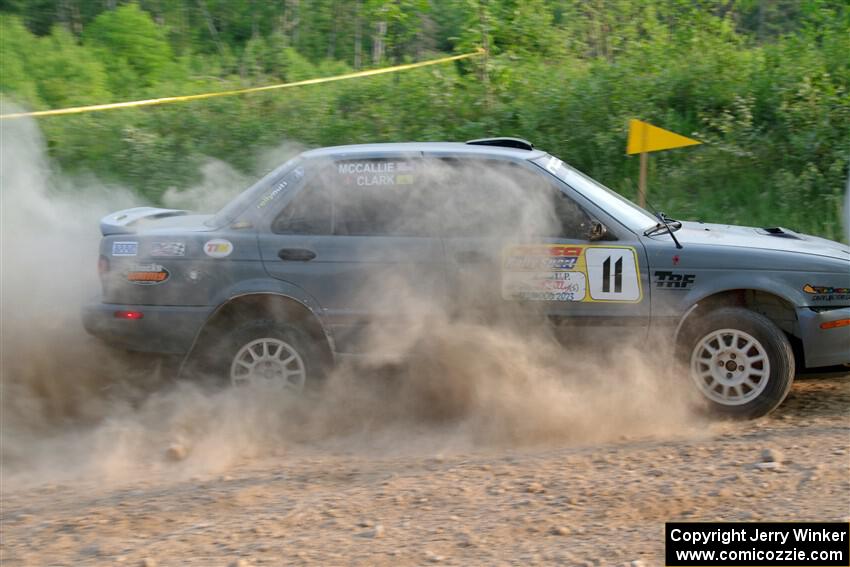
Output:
[{"xmin": 83, "ymin": 138, "xmax": 850, "ymax": 418}]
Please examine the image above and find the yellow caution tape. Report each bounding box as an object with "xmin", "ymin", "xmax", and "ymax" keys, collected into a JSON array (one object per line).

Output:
[{"xmin": 0, "ymin": 50, "xmax": 482, "ymax": 120}]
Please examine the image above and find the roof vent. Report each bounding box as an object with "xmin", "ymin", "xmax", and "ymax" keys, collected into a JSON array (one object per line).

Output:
[
  {"xmin": 757, "ymin": 227, "xmax": 801, "ymax": 239},
  {"xmin": 466, "ymin": 137, "xmax": 534, "ymax": 151}
]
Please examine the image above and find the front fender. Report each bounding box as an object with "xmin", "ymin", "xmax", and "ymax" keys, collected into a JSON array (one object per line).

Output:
[
  {"xmin": 680, "ymin": 272, "xmax": 801, "ymax": 310},
  {"xmin": 666, "ymin": 273, "xmax": 801, "ymax": 346}
]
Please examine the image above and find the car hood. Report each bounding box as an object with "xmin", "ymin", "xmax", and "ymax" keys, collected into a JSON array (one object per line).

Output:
[{"xmin": 672, "ymin": 221, "xmax": 850, "ymax": 261}]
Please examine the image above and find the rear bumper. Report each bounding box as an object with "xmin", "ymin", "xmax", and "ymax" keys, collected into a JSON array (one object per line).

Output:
[
  {"xmin": 82, "ymin": 301, "xmax": 211, "ymax": 355},
  {"xmin": 797, "ymin": 307, "xmax": 850, "ymax": 368}
]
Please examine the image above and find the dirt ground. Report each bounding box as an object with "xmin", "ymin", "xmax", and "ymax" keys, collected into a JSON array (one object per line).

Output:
[{"xmin": 1, "ymin": 370, "xmax": 848, "ymax": 567}]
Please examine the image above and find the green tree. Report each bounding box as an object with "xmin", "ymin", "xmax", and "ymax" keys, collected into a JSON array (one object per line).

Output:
[
  {"xmin": 83, "ymin": 3, "xmax": 173, "ymax": 90},
  {"xmin": 0, "ymin": 15, "xmax": 42, "ymax": 107}
]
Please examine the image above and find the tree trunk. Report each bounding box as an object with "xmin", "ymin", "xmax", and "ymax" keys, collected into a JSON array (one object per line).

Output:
[
  {"xmin": 70, "ymin": 0, "xmax": 82, "ymax": 34},
  {"xmin": 354, "ymin": 0, "xmax": 362, "ymax": 69},
  {"xmin": 373, "ymin": 20, "xmax": 386, "ymax": 64},
  {"xmin": 327, "ymin": 8, "xmax": 337, "ymax": 59},
  {"xmin": 197, "ymin": 0, "xmax": 227, "ymax": 59},
  {"xmin": 286, "ymin": 0, "xmax": 300, "ymax": 48},
  {"xmin": 479, "ymin": 0, "xmax": 491, "ymax": 109}
]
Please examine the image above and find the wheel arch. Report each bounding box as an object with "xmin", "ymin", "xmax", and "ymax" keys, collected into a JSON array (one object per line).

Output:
[
  {"xmin": 674, "ymin": 288, "xmax": 802, "ymax": 363},
  {"xmin": 186, "ymin": 292, "xmax": 335, "ymax": 368}
]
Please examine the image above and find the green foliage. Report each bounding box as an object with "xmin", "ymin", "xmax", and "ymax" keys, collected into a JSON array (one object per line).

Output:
[
  {"xmin": 83, "ymin": 3, "xmax": 172, "ymax": 90},
  {"xmin": 0, "ymin": 0, "xmax": 847, "ymax": 240},
  {"xmin": 366, "ymin": 0, "xmax": 429, "ymax": 62},
  {"xmin": 35, "ymin": 26, "xmax": 111, "ymax": 107},
  {"xmin": 0, "ymin": 15, "xmax": 42, "ymax": 107}
]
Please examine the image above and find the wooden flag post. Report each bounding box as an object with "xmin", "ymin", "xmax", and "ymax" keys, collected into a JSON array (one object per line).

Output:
[{"xmin": 626, "ymin": 119, "xmax": 701, "ymax": 207}]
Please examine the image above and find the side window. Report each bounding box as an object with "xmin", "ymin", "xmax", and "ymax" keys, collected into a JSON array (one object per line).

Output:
[
  {"xmin": 269, "ymin": 158, "xmax": 591, "ymax": 239},
  {"xmin": 439, "ymin": 160, "xmax": 592, "ymax": 239},
  {"xmin": 332, "ymin": 159, "xmax": 435, "ymax": 236},
  {"xmin": 550, "ymin": 185, "xmax": 593, "ymax": 240},
  {"xmin": 272, "ymin": 182, "xmax": 332, "ymax": 235}
]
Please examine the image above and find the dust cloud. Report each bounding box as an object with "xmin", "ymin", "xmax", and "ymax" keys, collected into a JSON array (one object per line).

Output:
[
  {"xmin": 162, "ymin": 142, "xmax": 305, "ymax": 212},
  {"xmin": 0, "ymin": 113, "xmax": 705, "ymax": 489}
]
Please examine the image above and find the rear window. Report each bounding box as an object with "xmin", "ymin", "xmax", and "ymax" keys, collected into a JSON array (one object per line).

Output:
[{"xmin": 206, "ymin": 159, "xmax": 303, "ymax": 228}]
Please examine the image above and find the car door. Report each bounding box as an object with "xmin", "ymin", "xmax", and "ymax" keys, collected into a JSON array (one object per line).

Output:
[
  {"xmin": 258, "ymin": 155, "xmax": 447, "ymax": 355},
  {"xmin": 433, "ymin": 156, "xmax": 651, "ymax": 345}
]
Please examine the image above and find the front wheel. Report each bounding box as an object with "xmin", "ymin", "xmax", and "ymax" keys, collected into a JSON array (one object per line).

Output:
[{"xmin": 680, "ymin": 307, "xmax": 794, "ymax": 419}]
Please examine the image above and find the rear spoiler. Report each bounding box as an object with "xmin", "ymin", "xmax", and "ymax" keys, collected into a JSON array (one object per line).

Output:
[{"xmin": 100, "ymin": 207, "xmax": 189, "ymax": 236}]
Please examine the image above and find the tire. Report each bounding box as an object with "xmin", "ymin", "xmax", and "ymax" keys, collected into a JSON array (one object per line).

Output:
[
  {"xmin": 679, "ymin": 307, "xmax": 794, "ymax": 419},
  {"xmin": 200, "ymin": 320, "xmax": 326, "ymax": 393}
]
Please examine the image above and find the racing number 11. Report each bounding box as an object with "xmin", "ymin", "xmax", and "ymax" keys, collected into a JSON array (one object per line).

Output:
[
  {"xmin": 585, "ymin": 248, "xmax": 640, "ymax": 302},
  {"xmin": 601, "ymin": 256, "xmax": 623, "ymax": 294}
]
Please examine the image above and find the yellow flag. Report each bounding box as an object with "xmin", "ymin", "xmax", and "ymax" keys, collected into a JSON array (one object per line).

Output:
[{"xmin": 626, "ymin": 119, "xmax": 701, "ymax": 155}]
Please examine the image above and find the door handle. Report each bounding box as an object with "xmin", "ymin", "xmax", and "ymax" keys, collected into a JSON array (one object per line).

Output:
[{"xmin": 278, "ymin": 248, "xmax": 316, "ymax": 261}]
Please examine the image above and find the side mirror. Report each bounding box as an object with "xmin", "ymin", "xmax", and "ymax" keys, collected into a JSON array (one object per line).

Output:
[{"xmin": 588, "ymin": 219, "xmax": 609, "ymax": 241}]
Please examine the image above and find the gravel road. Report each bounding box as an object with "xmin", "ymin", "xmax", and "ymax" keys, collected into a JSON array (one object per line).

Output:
[{"xmin": 1, "ymin": 371, "xmax": 848, "ymax": 567}]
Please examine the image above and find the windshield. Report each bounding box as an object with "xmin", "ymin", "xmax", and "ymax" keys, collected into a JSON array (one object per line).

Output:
[
  {"xmin": 204, "ymin": 157, "xmax": 303, "ymax": 228},
  {"xmin": 532, "ymin": 155, "xmax": 657, "ymax": 232}
]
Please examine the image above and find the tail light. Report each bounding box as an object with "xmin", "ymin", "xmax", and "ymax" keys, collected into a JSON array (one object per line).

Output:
[
  {"xmin": 98, "ymin": 254, "xmax": 110, "ymax": 276},
  {"xmin": 114, "ymin": 310, "xmax": 144, "ymax": 320}
]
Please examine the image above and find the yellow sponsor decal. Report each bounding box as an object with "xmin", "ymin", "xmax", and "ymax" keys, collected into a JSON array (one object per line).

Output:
[{"xmin": 502, "ymin": 244, "xmax": 643, "ymax": 303}]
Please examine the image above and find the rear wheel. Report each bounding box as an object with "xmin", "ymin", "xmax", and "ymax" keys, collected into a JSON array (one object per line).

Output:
[
  {"xmin": 230, "ymin": 335, "xmax": 307, "ymax": 390},
  {"xmin": 200, "ymin": 320, "xmax": 325, "ymax": 392},
  {"xmin": 680, "ymin": 307, "xmax": 794, "ymax": 419}
]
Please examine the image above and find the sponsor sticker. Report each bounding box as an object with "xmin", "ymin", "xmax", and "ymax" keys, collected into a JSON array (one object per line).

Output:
[
  {"xmin": 503, "ymin": 271, "xmax": 587, "ymax": 302},
  {"xmin": 504, "ymin": 245, "xmax": 581, "ymax": 271},
  {"xmin": 150, "ymin": 241, "xmax": 186, "ymax": 257},
  {"xmin": 654, "ymin": 271, "xmax": 696, "ymax": 290},
  {"xmin": 503, "ymin": 245, "xmax": 642, "ymax": 303},
  {"xmin": 545, "ymin": 155, "xmax": 563, "ymax": 174},
  {"xmin": 337, "ymin": 160, "xmax": 417, "ymax": 187},
  {"xmin": 257, "ymin": 179, "xmax": 290, "ymax": 208},
  {"xmin": 204, "ymin": 238, "xmax": 233, "ymax": 258},
  {"xmin": 256, "ymin": 167, "xmax": 303, "ymax": 209},
  {"xmin": 803, "ymin": 284, "xmax": 850, "ymax": 295},
  {"xmin": 112, "ymin": 241, "xmax": 138, "ymax": 256},
  {"xmin": 803, "ymin": 283, "xmax": 850, "ymax": 301},
  {"xmin": 127, "ymin": 263, "xmax": 169, "ymax": 285}
]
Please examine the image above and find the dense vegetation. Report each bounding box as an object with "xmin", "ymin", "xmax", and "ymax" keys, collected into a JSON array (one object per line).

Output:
[{"xmin": 1, "ymin": 0, "xmax": 848, "ymax": 239}]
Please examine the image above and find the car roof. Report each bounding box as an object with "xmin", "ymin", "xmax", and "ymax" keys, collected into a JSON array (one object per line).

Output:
[{"xmin": 301, "ymin": 142, "xmax": 548, "ymax": 161}]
